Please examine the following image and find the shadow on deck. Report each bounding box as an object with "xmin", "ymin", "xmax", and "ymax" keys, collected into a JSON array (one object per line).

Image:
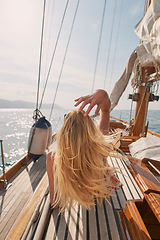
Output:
[{"xmin": 0, "ymin": 154, "xmax": 46, "ymax": 240}]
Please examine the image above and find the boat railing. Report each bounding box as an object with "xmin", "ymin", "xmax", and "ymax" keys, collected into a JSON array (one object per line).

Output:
[
  {"xmin": 0, "ymin": 139, "xmax": 7, "ymax": 188},
  {"xmin": 0, "ymin": 132, "xmax": 56, "ymax": 189}
]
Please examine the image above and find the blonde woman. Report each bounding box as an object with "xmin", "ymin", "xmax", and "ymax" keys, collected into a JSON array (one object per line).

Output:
[{"xmin": 47, "ymin": 90, "xmax": 121, "ymax": 212}]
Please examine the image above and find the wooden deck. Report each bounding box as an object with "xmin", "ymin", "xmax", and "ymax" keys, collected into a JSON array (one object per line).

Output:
[
  {"xmin": 3, "ymin": 150, "xmax": 159, "ymax": 239},
  {"xmin": 39, "ymin": 156, "xmax": 143, "ymax": 239},
  {"xmin": 0, "ymin": 154, "xmax": 47, "ymax": 240},
  {"xmin": 9, "ymin": 155, "xmax": 144, "ymax": 240}
]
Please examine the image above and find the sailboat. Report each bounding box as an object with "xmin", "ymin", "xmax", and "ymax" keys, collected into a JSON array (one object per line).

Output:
[{"xmin": 0, "ymin": 0, "xmax": 160, "ymax": 239}]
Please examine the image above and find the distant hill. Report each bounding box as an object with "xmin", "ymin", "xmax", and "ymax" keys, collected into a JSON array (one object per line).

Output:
[{"xmin": 0, "ymin": 99, "xmax": 63, "ymax": 109}]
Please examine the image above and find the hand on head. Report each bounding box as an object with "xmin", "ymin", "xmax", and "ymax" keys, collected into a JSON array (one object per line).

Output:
[{"xmin": 74, "ymin": 89, "xmax": 111, "ymax": 116}]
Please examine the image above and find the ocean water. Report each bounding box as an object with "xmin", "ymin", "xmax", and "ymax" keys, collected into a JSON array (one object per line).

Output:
[
  {"xmin": 0, "ymin": 108, "xmax": 160, "ymax": 174},
  {"xmin": 0, "ymin": 108, "xmax": 67, "ymax": 174},
  {"xmin": 111, "ymin": 109, "xmax": 160, "ymax": 134}
]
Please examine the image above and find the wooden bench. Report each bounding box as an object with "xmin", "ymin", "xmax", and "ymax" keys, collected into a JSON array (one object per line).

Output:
[
  {"xmin": 118, "ymin": 199, "xmax": 151, "ymax": 240},
  {"xmin": 118, "ymin": 156, "xmax": 160, "ymax": 240},
  {"xmin": 125, "ymin": 156, "xmax": 160, "ymax": 194}
]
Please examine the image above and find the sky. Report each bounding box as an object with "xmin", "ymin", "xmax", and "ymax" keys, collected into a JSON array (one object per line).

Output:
[{"xmin": 0, "ymin": 0, "xmax": 159, "ymax": 110}]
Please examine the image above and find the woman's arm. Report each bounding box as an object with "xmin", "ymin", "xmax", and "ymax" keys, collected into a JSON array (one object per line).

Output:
[
  {"xmin": 74, "ymin": 89, "xmax": 111, "ymax": 135},
  {"xmin": 98, "ymin": 90, "xmax": 111, "ymax": 135},
  {"xmin": 46, "ymin": 151, "xmax": 55, "ymax": 205}
]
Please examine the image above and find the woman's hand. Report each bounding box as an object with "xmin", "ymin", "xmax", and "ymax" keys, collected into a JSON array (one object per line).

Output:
[
  {"xmin": 74, "ymin": 89, "xmax": 111, "ymax": 135},
  {"xmin": 74, "ymin": 89, "xmax": 111, "ymax": 116}
]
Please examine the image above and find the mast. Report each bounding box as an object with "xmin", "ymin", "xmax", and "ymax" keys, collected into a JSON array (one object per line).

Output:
[
  {"xmin": 131, "ymin": 0, "xmax": 158, "ymax": 137},
  {"xmin": 132, "ymin": 67, "xmax": 155, "ymax": 136}
]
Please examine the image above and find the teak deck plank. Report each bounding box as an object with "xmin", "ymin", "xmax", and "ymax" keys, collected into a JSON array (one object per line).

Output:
[
  {"xmin": 43, "ymin": 193, "xmax": 124, "ymax": 240},
  {"xmin": 0, "ymin": 159, "xmax": 43, "ymax": 215},
  {"xmin": 0, "ymin": 155, "xmax": 45, "ymax": 212},
  {"xmin": 1, "ymin": 194, "xmax": 29, "ymax": 239},
  {"xmin": 0, "ymin": 154, "xmax": 46, "ymax": 240},
  {"xmin": 1, "ymin": 152, "xmax": 152, "ymax": 240},
  {"xmin": 41, "ymin": 156, "xmax": 144, "ymax": 240},
  {"xmin": 6, "ymin": 174, "xmax": 48, "ymax": 240},
  {"xmin": 6, "ymin": 154, "xmax": 144, "ymax": 240}
]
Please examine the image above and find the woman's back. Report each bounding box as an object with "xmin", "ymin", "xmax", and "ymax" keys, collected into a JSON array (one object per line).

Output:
[{"xmin": 47, "ymin": 110, "xmax": 120, "ymax": 212}]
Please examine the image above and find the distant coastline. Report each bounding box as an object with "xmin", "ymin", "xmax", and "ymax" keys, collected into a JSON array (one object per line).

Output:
[
  {"xmin": 0, "ymin": 99, "xmax": 63, "ymax": 109},
  {"xmin": 0, "ymin": 99, "xmax": 159, "ymax": 111}
]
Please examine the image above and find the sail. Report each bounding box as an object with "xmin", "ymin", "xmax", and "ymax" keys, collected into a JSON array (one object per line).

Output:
[
  {"xmin": 110, "ymin": 0, "xmax": 160, "ymax": 110},
  {"xmin": 110, "ymin": 50, "xmax": 137, "ymax": 110},
  {"xmin": 129, "ymin": 137, "xmax": 160, "ymax": 160},
  {"xmin": 135, "ymin": 0, "xmax": 160, "ymax": 67}
]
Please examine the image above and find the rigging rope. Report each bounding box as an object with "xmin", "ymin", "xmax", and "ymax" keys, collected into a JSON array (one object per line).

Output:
[
  {"xmin": 39, "ymin": 0, "xmax": 70, "ymax": 110},
  {"xmin": 131, "ymin": 58, "xmax": 142, "ymax": 89},
  {"xmin": 28, "ymin": 0, "xmax": 46, "ymax": 160},
  {"xmin": 49, "ymin": 0, "xmax": 80, "ymax": 121},
  {"xmin": 91, "ymin": 0, "xmax": 108, "ymax": 93},
  {"xmin": 103, "ymin": 0, "xmax": 117, "ymax": 90},
  {"xmin": 36, "ymin": 0, "xmax": 46, "ymax": 120},
  {"xmin": 42, "ymin": 0, "xmax": 56, "ymax": 84},
  {"xmin": 129, "ymin": 89, "xmax": 134, "ymax": 126},
  {"xmin": 109, "ymin": 0, "xmax": 123, "ymax": 87}
]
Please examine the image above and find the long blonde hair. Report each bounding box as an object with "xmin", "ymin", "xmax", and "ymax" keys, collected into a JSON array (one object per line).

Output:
[{"xmin": 52, "ymin": 110, "xmax": 116, "ymax": 212}]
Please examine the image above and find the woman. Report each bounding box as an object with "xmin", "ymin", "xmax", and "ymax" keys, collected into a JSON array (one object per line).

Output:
[{"xmin": 47, "ymin": 90, "xmax": 120, "ymax": 212}]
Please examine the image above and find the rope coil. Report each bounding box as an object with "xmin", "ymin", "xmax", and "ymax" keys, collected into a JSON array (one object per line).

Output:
[{"xmin": 131, "ymin": 58, "xmax": 142, "ymax": 89}]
